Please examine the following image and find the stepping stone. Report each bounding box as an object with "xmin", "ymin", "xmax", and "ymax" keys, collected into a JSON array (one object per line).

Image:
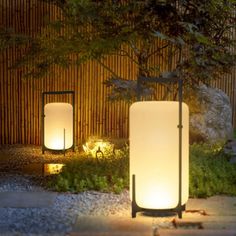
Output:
[
  {"xmin": 0, "ymin": 192, "xmax": 57, "ymax": 208},
  {"xmin": 71, "ymin": 197, "xmax": 236, "ymax": 236},
  {"xmin": 186, "ymin": 196, "xmax": 236, "ymax": 216},
  {"xmin": 71, "ymin": 215, "xmax": 236, "ymax": 236},
  {"xmin": 69, "ymin": 229, "xmax": 236, "ymax": 236},
  {"xmin": 73, "ymin": 216, "xmax": 153, "ymax": 234}
]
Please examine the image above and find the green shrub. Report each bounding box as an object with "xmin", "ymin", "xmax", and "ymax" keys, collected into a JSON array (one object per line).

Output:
[
  {"xmin": 47, "ymin": 142, "xmax": 236, "ymax": 198},
  {"xmin": 47, "ymin": 146, "xmax": 129, "ymax": 194},
  {"xmin": 189, "ymin": 142, "xmax": 236, "ymax": 198}
]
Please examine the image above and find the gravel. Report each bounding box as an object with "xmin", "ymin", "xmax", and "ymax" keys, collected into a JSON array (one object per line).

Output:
[{"xmin": 0, "ymin": 145, "xmax": 131, "ymax": 236}]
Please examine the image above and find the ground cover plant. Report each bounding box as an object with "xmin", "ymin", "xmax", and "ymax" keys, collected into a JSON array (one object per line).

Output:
[
  {"xmin": 47, "ymin": 142, "xmax": 236, "ymax": 198},
  {"xmin": 189, "ymin": 143, "xmax": 236, "ymax": 197},
  {"xmin": 47, "ymin": 146, "xmax": 129, "ymax": 194}
]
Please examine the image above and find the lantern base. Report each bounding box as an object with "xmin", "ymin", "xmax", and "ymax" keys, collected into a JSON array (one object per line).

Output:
[
  {"xmin": 141, "ymin": 211, "xmax": 178, "ymax": 218},
  {"xmin": 42, "ymin": 145, "xmax": 75, "ymax": 156},
  {"xmin": 131, "ymin": 175, "xmax": 186, "ymax": 219}
]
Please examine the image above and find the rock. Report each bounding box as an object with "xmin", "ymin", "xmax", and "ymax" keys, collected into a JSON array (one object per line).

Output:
[{"xmin": 184, "ymin": 85, "xmax": 233, "ymax": 144}]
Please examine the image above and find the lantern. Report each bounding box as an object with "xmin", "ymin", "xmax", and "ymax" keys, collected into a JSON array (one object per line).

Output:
[
  {"xmin": 44, "ymin": 103, "xmax": 73, "ymax": 150},
  {"xmin": 130, "ymin": 77, "xmax": 189, "ymax": 218},
  {"xmin": 42, "ymin": 91, "xmax": 75, "ymax": 154}
]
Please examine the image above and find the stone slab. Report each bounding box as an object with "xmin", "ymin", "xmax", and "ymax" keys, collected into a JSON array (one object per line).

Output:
[
  {"xmin": 71, "ymin": 216, "xmax": 236, "ymax": 235},
  {"xmin": 186, "ymin": 196, "xmax": 236, "ymax": 216},
  {"xmin": 72, "ymin": 197, "xmax": 236, "ymax": 235},
  {"xmin": 69, "ymin": 230, "xmax": 236, "ymax": 236},
  {"xmin": 72, "ymin": 216, "xmax": 153, "ymax": 233},
  {"xmin": 178, "ymin": 215, "xmax": 236, "ymax": 223},
  {"xmin": 0, "ymin": 191, "xmax": 57, "ymax": 208},
  {"xmin": 175, "ymin": 216, "xmax": 236, "ymax": 230}
]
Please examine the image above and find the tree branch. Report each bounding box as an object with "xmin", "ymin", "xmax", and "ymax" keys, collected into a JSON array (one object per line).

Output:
[
  {"xmin": 95, "ymin": 57, "xmax": 119, "ymax": 78},
  {"xmin": 107, "ymin": 49, "xmax": 140, "ymax": 65},
  {"xmin": 147, "ymin": 44, "xmax": 169, "ymax": 58}
]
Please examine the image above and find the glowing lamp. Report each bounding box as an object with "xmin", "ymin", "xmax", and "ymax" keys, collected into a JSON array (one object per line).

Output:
[
  {"xmin": 82, "ymin": 138, "xmax": 114, "ymax": 158},
  {"xmin": 42, "ymin": 91, "xmax": 75, "ymax": 154},
  {"xmin": 130, "ymin": 100, "xmax": 189, "ymax": 218},
  {"xmin": 44, "ymin": 103, "xmax": 73, "ymax": 150},
  {"xmin": 44, "ymin": 164, "xmax": 65, "ymax": 175}
]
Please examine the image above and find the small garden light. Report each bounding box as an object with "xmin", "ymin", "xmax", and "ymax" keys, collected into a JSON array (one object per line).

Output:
[
  {"xmin": 130, "ymin": 77, "xmax": 189, "ymax": 218},
  {"xmin": 42, "ymin": 91, "xmax": 75, "ymax": 154},
  {"xmin": 82, "ymin": 137, "xmax": 114, "ymax": 157},
  {"xmin": 44, "ymin": 164, "xmax": 65, "ymax": 175}
]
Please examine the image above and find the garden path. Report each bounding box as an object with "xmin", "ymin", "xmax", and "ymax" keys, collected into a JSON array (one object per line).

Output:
[{"xmin": 70, "ymin": 196, "xmax": 236, "ymax": 236}]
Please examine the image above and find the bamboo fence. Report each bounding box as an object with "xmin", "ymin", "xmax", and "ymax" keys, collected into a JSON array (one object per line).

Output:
[{"xmin": 0, "ymin": 0, "xmax": 235, "ymax": 146}]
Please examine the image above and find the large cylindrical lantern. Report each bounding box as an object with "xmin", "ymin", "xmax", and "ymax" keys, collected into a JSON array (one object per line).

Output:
[
  {"xmin": 44, "ymin": 103, "xmax": 73, "ymax": 150},
  {"xmin": 42, "ymin": 91, "xmax": 75, "ymax": 154},
  {"xmin": 130, "ymin": 101, "xmax": 189, "ymax": 218}
]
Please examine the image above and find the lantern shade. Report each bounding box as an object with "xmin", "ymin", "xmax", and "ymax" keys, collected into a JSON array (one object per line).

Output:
[
  {"xmin": 130, "ymin": 101, "xmax": 189, "ymax": 210},
  {"xmin": 44, "ymin": 103, "xmax": 73, "ymax": 150}
]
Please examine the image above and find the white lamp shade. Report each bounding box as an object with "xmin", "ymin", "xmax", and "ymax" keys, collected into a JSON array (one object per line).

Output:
[
  {"xmin": 44, "ymin": 103, "xmax": 73, "ymax": 150},
  {"xmin": 130, "ymin": 101, "xmax": 189, "ymax": 209}
]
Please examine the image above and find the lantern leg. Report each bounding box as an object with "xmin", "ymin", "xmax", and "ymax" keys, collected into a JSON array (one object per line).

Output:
[
  {"xmin": 177, "ymin": 204, "xmax": 186, "ymax": 219},
  {"xmin": 178, "ymin": 210, "xmax": 182, "ymax": 219},
  {"xmin": 131, "ymin": 174, "xmax": 144, "ymax": 218},
  {"xmin": 63, "ymin": 128, "xmax": 66, "ymax": 156},
  {"xmin": 132, "ymin": 202, "xmax": 137, "ymax": 218},
  {"xmin": 42, "ymin": 144, "xmax": 45, "ymax": 154},
  {"xmin": 132, "ymin": 174, "xmax": 138, "ymax": 218}
]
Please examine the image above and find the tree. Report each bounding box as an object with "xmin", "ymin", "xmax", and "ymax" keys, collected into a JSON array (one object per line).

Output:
[{"xmin": 1, "ymin": 0, "xmax": 236, "ymax": 101}]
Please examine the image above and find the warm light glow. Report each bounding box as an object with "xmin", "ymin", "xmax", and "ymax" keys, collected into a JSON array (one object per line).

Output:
[
  {"xmin": 44, "ymin": 164, "xmax": 65, "ymax": 175},
  {"xmin": 82, "ymin": 138, "xmax": 113, "ymax": 157},
  {"xmin": 44, "ymin": 103, "xmax": 73, "ymax": 150},
  {"xmin": 130, "ymin": 101, "xmax": 189, "ymax": 209}
]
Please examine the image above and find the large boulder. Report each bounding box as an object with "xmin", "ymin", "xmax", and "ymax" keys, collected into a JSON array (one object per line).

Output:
[{"xmin": 184, "ymin": 84, "xmax": 233, "ymax": 144}]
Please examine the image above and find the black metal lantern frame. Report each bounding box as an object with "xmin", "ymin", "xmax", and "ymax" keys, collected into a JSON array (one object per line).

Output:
[
  {"xmin": 132, "ymin": 76, "xmax": 185, "ymax": 219},
  {"xmin": 42, "ymin": 90, "xmax": 75, "ymax": 155}
]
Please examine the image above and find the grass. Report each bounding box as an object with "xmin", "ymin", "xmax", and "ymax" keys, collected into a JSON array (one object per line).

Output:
[
  {"xmin": 47, "ymin": 142, "xmax": 236, "ymax": 198},
  {"xmin": 234, "ymin": 129, "xmax": 236, "ymax": 139}
]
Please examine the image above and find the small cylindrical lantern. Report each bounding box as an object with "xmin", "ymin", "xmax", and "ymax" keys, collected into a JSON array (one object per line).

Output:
[
  {"xmin": 42, "ymin": 91, "xmax": 75, "ymax": 154},
  {"xmin": 44, "ymin": 103, "xmax": 73, "ymax": 150},
  {"xmin": 130, "ymin": 101, "xmax": 189, "ymax": 218}
]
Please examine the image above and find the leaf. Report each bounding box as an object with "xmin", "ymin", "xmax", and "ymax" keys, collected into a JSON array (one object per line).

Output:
[
  {"xmin": 154, "ymin": 31, "xmax": 170, "ymax": 41},
  {"xmin": 176, "ymin": 36, "xmax": 185, "ymax": 46},
  {"xmin": 179, "ymin": 22, "xmax": 198, "ymax": 34},
  {"xmin": 194, "ymin": 32, "xmax": 211, "ymax": 45}
]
